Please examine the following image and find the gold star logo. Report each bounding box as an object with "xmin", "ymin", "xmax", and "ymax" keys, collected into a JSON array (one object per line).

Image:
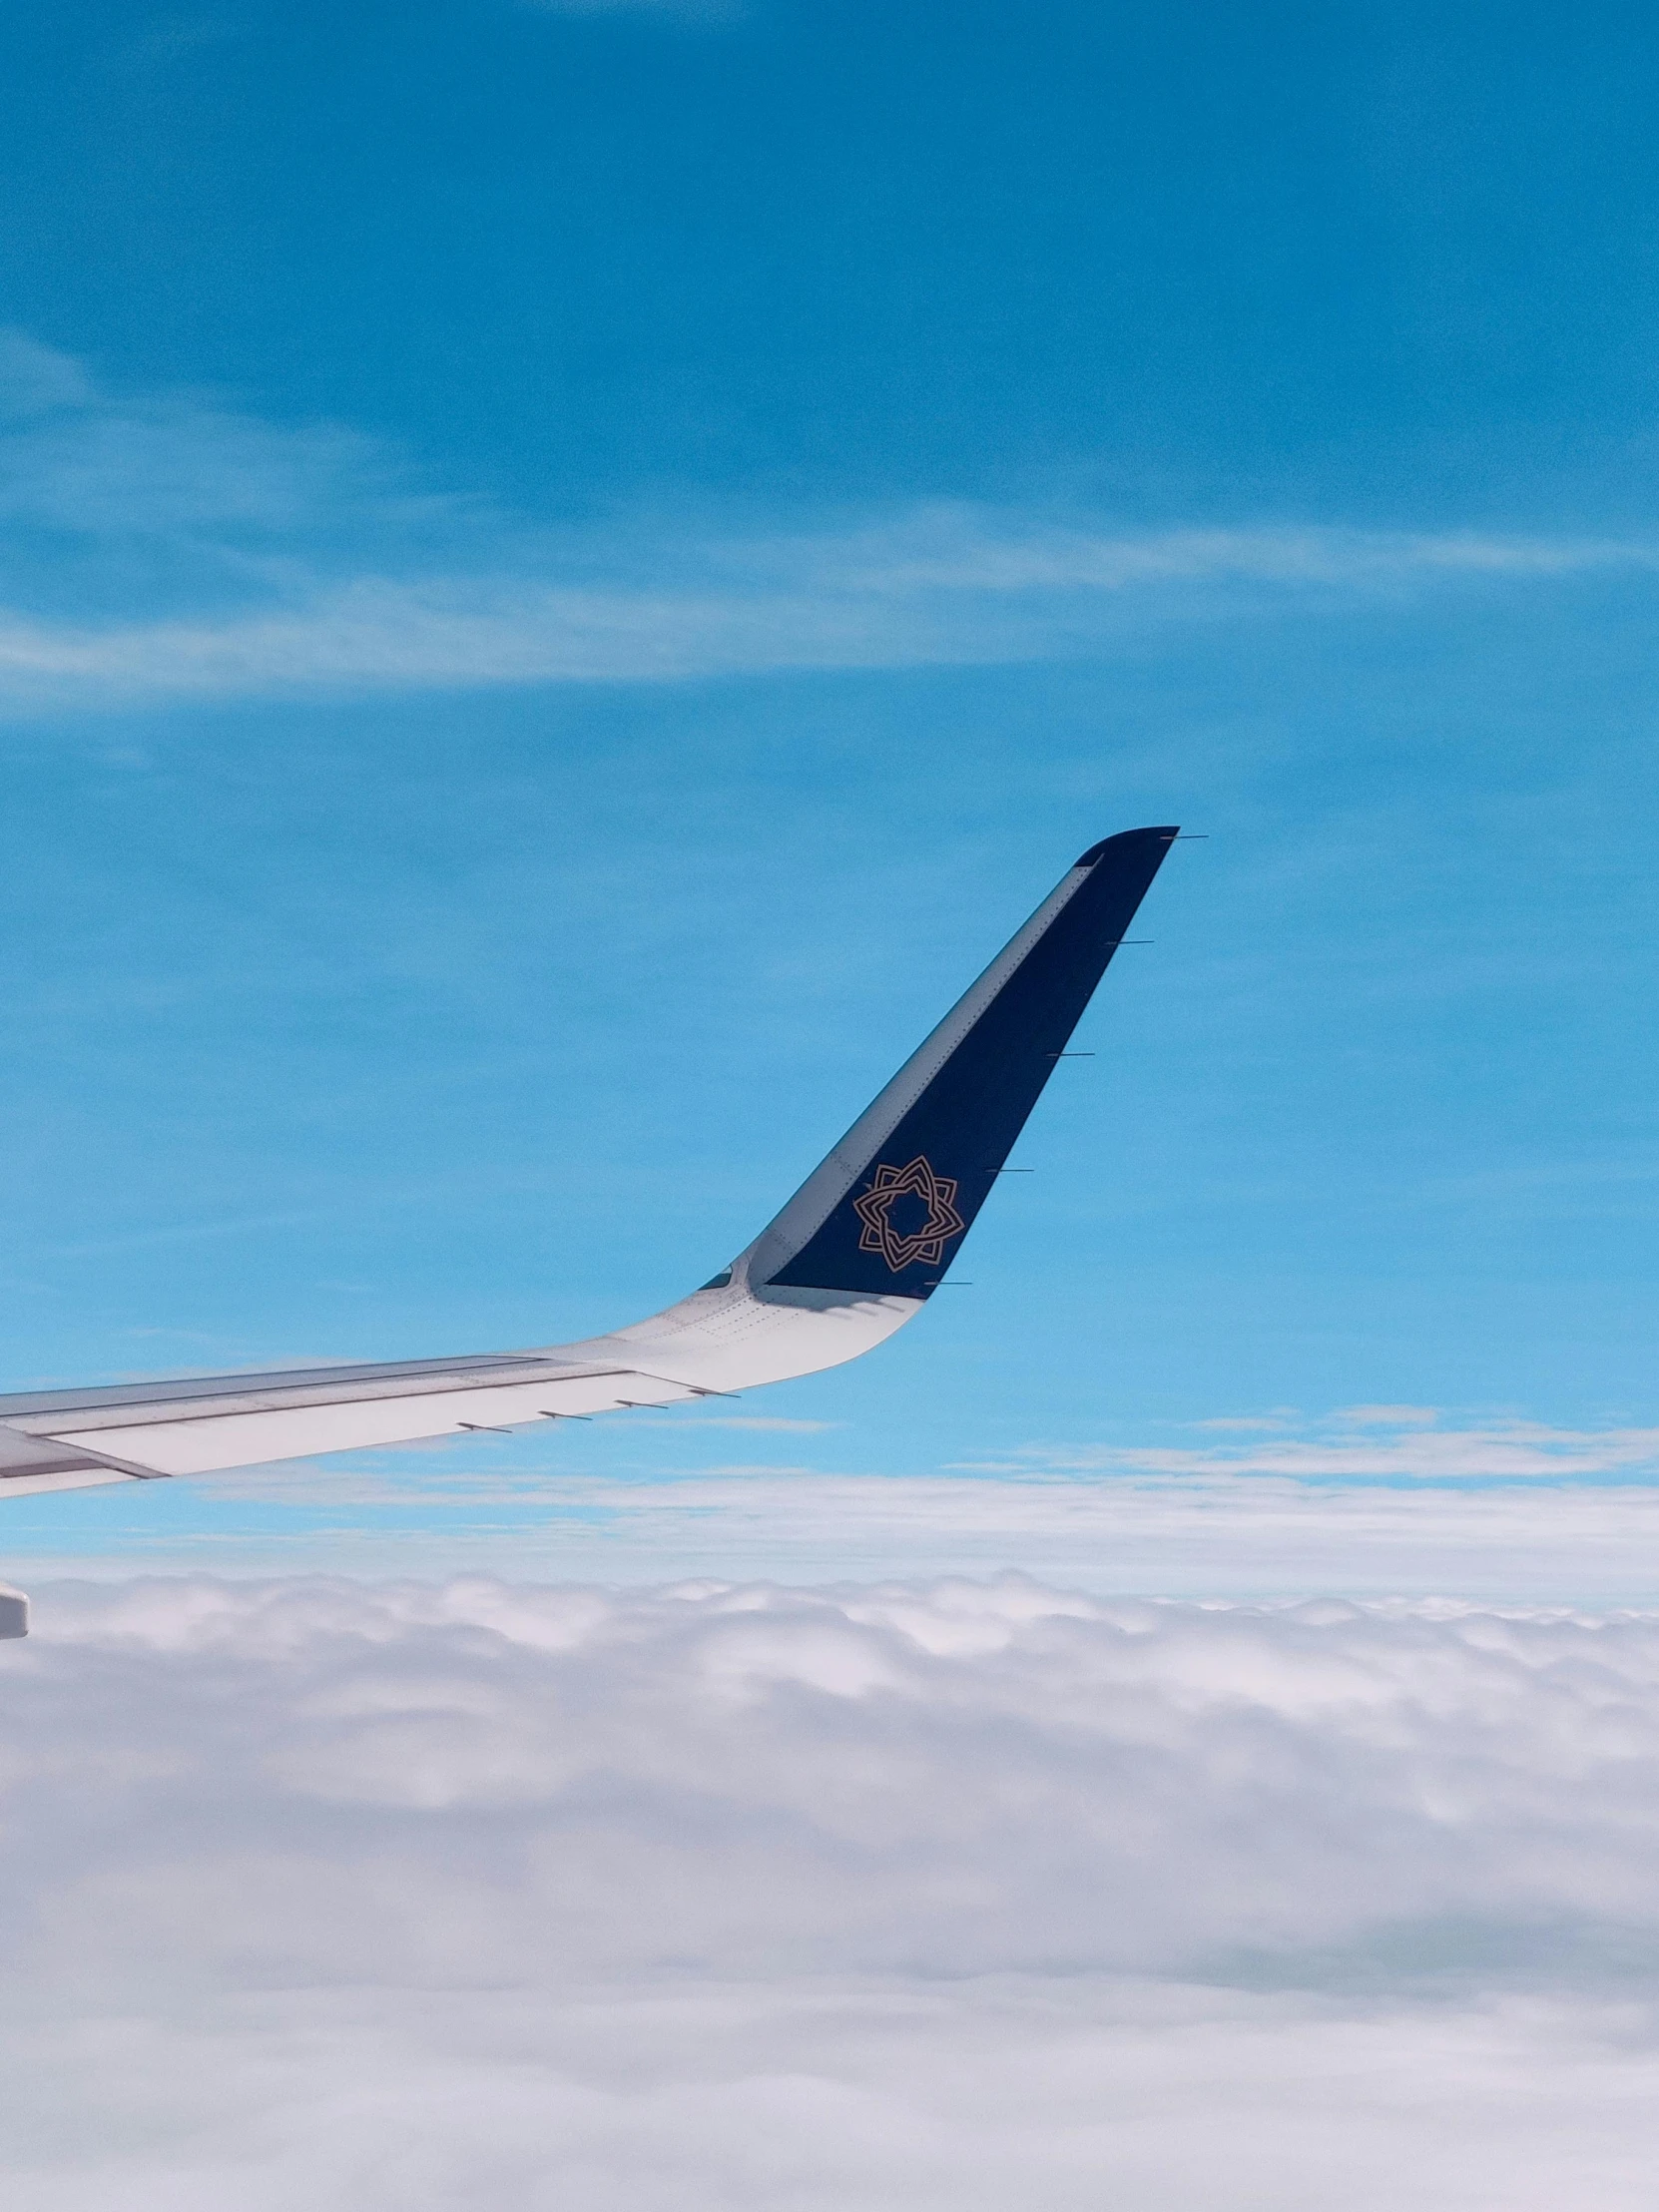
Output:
[{"xmin": 851, "ymin": 1155, "xmax": 967, "ymax": 1274}]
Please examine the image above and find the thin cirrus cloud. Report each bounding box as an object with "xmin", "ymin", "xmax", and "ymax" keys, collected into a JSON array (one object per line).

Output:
[
  {"xmin": 959, "ymin": 1406, "xmax": 1659, "ymax": 1481},
  {"xmin": 3, "ymin": 328, "xmax": 1658, "ymax": 713},
  {"xmin": 5, "ymin": 1573, "xmax": 1659, "ymax": 2208}
]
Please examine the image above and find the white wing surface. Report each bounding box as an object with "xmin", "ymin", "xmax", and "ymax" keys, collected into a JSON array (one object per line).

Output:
[{"xmin": 0, "ymin": 828, "xmax": 1177, "ymax": 1503}]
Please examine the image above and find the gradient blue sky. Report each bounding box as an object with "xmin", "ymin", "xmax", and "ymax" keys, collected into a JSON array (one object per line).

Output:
[{"xmin": 5, "ymin": 0, "xmax": 1659, "ymax": 1575}]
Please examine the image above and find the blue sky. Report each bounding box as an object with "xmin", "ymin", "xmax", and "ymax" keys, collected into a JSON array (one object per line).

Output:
[{"xmin": 5, "ymin": 0, "xmax": 1659, "ymax": 1578}]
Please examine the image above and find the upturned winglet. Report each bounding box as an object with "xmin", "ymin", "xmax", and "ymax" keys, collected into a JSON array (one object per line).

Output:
[{"xmin": 750, "ymin": 825, "xmax": 1179, "ymax": 1298}]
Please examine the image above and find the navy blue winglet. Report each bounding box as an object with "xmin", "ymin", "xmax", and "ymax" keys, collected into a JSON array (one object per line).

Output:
[{"xmin": 761, "ymin": 827, "xmax": 1178, "ymax": 1298}]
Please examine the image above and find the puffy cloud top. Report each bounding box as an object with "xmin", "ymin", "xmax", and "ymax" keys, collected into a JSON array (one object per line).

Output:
[{"xmin": 5, "ymin": 1574, "xmax": 1659, "ymax": 2206}]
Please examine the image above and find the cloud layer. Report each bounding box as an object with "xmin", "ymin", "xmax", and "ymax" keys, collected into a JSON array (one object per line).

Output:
[
  {"xmin": 3, "ymin": 330, "xmax": 1657, "ymax": 713},
  {"xmin": 6, "ymin": 1574, "xmax": 1659, "ymax": 2205},
  {"xmin": 21, "ymin": 1403, "xmax": 1659, "ymax": 1601},
  {"xmin": 24, "ymin": 1469, "xmax": 1659, "ymax": 1603}
]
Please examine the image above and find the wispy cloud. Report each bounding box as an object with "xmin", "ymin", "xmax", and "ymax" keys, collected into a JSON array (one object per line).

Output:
[
  {"xmin": 1332, "ymin": 1404, "xmax": 1442, "ymax": 1427},
  {"xmin": 0, "ymin": 339, "xmax": 428, "ymax": 547},
  {"xmin": 957, "ymin": 1407, "xmax": 1659, "ymax": 1482},
  {"xmin": 1, "ymin": 525, "xmax": 1650, "ymax": 714},
  {"xmin": 0, "ymin": 330, "xmax": 95, "ymax": 417},
  {"xmin": 3, "ymin": 331, "xmax": 1658, "ymax": 714}
]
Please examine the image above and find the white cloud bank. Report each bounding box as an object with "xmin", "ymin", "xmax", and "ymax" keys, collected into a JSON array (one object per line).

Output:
[
  {"xmin": 22, "ymin": 1426, "xmax": 1659, "ymax": 1600},
  {"xmin": 2, "ymin": 329, "xmax": 1657, "ymax": 712},
  {"xmin": 7, "ymin": 1574, "xmax": 1659, "ymax": 2206}
]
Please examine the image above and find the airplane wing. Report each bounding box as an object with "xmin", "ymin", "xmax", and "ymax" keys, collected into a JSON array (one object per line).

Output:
[{"xmin": 0, "ymin": 827, "xmax": 1178, "ymax": 1503}]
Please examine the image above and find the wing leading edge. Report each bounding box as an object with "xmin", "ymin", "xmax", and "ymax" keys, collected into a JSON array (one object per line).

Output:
[{"xmin": 0, "ymin": 828, "xmax": 1177, "ymax": 1500}]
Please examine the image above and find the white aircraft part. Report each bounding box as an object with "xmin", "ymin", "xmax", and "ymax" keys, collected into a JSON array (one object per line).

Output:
[
  {"xmin": 0, "ymin": 1288, "xmax": 919, "ymax": 1480},
  {"xmin": 49, "ymin": 1373, "xmax": 681, "ymax": 1477},
  {"xmin": 0, "ymin": 1465, "xmax": 133, "ymax": 1501}
]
